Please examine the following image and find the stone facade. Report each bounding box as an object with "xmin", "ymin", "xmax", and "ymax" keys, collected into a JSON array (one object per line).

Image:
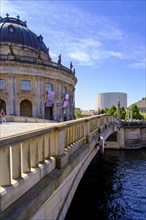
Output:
[{"xmin": 0, "ymin": 15, "xmax": 77, "ymax": 121}]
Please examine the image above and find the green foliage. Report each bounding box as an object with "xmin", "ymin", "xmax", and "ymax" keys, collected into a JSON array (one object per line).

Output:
[
  {"xmin": 105, "ymin": 105, "xmax": 117, "ymax": 116},
  {"xmin": 120, "ymin": 106, "xmax": 126, "ymax": 119},
  {"xmin": 129, "ymin": 104, "xmax": 143, "ymax": 120},
  {"xmin": 75, "ymin": 110, "xmax": 85, "ymax": 118},
  {"xmin": 142, "ymin": 97, "xmax": 146, "ymax": 100},
  {"xmin": 105, "ymin": 105, "xmax": 126, "ymax": 119}
]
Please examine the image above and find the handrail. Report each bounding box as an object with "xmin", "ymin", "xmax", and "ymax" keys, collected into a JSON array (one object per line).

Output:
[{"xmin": 0, "ymin": 115, "xmax": 118, "ymax": 212}]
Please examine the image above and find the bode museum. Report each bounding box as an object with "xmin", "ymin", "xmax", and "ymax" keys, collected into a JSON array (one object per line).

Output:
[{"xmin": 0, "ymin": 14, "xmax": 77, "ymax": 121}]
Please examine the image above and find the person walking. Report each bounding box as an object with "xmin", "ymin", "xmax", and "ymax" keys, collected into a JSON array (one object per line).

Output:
[{"xmin": 0, "ymin": 109, "xmax": 6, "ymax": 123}]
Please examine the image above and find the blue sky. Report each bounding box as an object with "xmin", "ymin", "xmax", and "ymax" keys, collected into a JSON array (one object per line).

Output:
[{"xmin": 1, "ymin": 0, "xmax": 146, "ymax": 110}]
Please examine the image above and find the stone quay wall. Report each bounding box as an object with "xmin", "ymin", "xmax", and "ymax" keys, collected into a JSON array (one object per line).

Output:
[{"xmin": 119, "ymin": 121, "xmax": 146, "ymax": 149}]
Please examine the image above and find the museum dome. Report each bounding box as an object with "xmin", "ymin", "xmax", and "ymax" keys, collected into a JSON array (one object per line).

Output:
[{"xmin": 0, "ymin": 15, "xmax": 48, "ymax": 55}]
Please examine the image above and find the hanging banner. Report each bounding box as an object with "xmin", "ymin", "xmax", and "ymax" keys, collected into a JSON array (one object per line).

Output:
[
  {"xmin": 46, "ymin": 91, "xmax": 54, "ymax": 107},
  {"xmin": 62, "ymin": 94, "xmax": 69, "ymax": 108},
  {"xmin": 72, "ymin": 96, "xmax": 75, "ymax": 107}
]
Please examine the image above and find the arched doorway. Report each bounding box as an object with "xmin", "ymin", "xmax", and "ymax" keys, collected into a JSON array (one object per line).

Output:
[
  {"xmin": 20, "ymin": 99, "xmax": 32, "ymax": 117},
  {"xmin": 0, "ymin": 99, "xmax": 6, "ymax": 114},
  {"xmin": 45, "ymin": 106, "xmax": 53, "ymax": 120}
]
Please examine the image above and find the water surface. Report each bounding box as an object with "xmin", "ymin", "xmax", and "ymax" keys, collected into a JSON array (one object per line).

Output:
[{"xmin": 65, "ymin": 149, "xmax": 146, "ymax": 220}]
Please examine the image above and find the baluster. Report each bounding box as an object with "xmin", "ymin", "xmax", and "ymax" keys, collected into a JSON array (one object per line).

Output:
[
  {"xmin": 64, "ymin": 128, "xmax": 67, "ymax": 148},
  {"xmin": 76, "ymin": 124, "xmax": 78, "ymax": 140},
  {"xmin": 22, "ymin": 140, "xmax": 31, "ymax": 173},
  {"xmin": 76, "ymin": 125, "xmax": 80, "ymax": 141},
  {"xmin": 44, "ymin": 134, "xmax": 50, "ymax": 160},
  {"xmin": 80, "ymin": 124, "xmax": 82, "ymax": 138},
  {"xmin": 12, "ymin": 144, "xmax": 22, "ymax": 179},
  {"xmin": 38, "ymin": 135, "xmax": 44, "ymax": 163},
  {"xmin": 73, "ymin": 124, "xmax": 75, "ymax": 143},
  {"xmin": 30, "ymin": 138, "xmax": 38, "ymax": 168},
  {"xmin": 67, "ymin": 127, "xmax": 70, "ymax": 146},
  {"xmin": 75, "ymin": 124, "xmax": 77, "ymax": 142},
  {"xmin": 70, "ymin": 127, "xmax": 73, "ymax": 144},
  {"xmin": 0, "ymin": 147, "xmax": 12, "ymax": 186}
]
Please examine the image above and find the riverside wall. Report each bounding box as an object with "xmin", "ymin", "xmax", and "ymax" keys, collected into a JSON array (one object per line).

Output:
[{"xmin": 105, "ymin": 121, "xmax": 146, "ymax": 149}]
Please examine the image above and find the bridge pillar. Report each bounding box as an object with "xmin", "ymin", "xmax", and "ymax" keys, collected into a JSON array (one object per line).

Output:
[
  {"xmin": 85, "ymin": 119, "xmax": 91, "ymax": 144},
  {"xmin": 118, "ymin": 128, "xmax": 125, "ymax": 148},
  {"xmin": 51, "ymin": 128, "xmax": 68, "ymax": 168}
]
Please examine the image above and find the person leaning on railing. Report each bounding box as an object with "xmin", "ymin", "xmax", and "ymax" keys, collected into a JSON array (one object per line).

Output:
[{"xmin": 0, "ymin": 109, "xmax": 6, "ymax": 123}]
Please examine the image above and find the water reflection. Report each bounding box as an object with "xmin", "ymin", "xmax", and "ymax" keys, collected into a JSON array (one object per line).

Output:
[{"xmin": 65, "ymin": 149, "xmax": 146, "ymax": 220}]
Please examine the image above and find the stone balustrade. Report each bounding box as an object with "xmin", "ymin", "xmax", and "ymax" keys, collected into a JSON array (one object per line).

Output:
[
  {"xmin": 0, "ymin": 114, "xmax": 117, "ymax": 213},
  {"xmin": 0, "ymin": 55, "xmax": 75, "ymax": 75}
]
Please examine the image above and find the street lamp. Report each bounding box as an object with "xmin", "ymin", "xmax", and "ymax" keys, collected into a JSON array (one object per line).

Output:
[{"xmin": 117, "ymin": 98, "xmax": 120, "ymax": 121}]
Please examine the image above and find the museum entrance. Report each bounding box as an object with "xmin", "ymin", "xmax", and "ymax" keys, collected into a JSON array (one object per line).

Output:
[
  {"xmin": 0, "ymin": 99, "xmax": 6, "ymax": 113},
  {"xmin": 20, "ymin": 99, "xmax": 32, "ymax": 117},
  {"xmin": 45, "ymin": 106, "xmax": 53, "ymax": 120}
]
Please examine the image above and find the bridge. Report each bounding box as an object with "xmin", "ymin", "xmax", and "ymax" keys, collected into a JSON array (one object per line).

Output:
[{"xmin": 0, "ymin": 115, "xmax": 143, "ymax": 219}]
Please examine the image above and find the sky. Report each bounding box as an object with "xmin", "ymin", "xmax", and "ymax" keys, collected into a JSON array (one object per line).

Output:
[{"xmin": 0, "ymin": 0, "xmax": 146, "ymax": 110}]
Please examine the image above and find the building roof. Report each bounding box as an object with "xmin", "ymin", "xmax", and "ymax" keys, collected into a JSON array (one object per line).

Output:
[
  {"xmin": 0, "ymin": 15, "xmax": 48, "ymax": 54},
  {"xmin": 134, "ymin": 100, "xmax": 146, "ymax": 108},
  {"xmin": 81, "ymin": 110, "xmax": 95, "ymax": 116}
]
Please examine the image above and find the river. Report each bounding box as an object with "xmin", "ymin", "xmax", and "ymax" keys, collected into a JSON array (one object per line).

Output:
[{"xmin": 65, "ymin": 149, "xmax": 146, "ymax": 220}]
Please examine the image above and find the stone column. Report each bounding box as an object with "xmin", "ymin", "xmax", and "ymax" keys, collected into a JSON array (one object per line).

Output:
[
  {"xmin": 56, "ymin": 80, "xmax": 62, "ymax": 121},
  {"xmin": 41, "ymin": 77, "xmax": 46, "ymax": 119},
  {"xmin": 7, "ymin": 73, "xmax": 15, "ymax": 115},
  {"xmin": 52, "ymin": 80, "xmax": 57, "ymax": 121},
  {"xmin": 35, "ymin": 76, "xmax": 42, "ymax": 118}
]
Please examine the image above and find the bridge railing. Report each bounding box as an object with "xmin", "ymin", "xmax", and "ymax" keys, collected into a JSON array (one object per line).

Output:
[{"xmin": 0, "ymin": 114, "xmax": 118, "ymax": 212}]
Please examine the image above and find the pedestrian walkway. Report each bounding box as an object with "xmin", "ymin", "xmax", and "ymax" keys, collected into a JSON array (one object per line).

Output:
[{"xmin": 0, "ymin": 122, "xmax": 59, "ymax": 138}]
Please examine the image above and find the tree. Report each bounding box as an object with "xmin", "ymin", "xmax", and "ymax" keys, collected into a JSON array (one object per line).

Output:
[
  {"xmin": 129, "ymin": 104, "xmax": 143, "ymax": 120},
  {"xmin": 105, "ymin": 105, "xmax": 126, "ymax": 119},
  {"xmin": 75, "ymin": 110, "xmax": 85, "ymax": 118},
  {"xmin": 142, "ymin": 97, "xmax": 146, "ymax": 100},
  {"xmin": 120, "ymin": 106, "xmax": 126, "ymax": 119},
  {"xmin": 105, "ymin": 105, "xmax": 117, "ymax": 117}
]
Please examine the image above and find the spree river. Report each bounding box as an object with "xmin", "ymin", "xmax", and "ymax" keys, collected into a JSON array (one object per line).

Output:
[{"xmin": 65, "ymin": 149, "xmax": 146, "ymax": 220}]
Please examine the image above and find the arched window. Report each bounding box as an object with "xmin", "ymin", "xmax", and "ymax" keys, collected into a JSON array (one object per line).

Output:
[
  {"xmin": 37, "ymin": 35, "xmax": 43, "ymax": 43},
  {"xmin": 20, "ymin": 99, "xmax": 32, "ymax": 117},
  {"xmin": 45, "ymin": 105, "xmax": 53, "ymax": 120},
  {"xmin": 0, "ymin": 99, "xmax": 6, "ymax": 114},
  {"xmin": 46, "ymin": 83, "xmax": 53, "ymax": 92},
  {"xmin": 8, "ymin": 24, "xmax": 15, "ymax": 32},
  {"xmin": 0, "ymin": 79, "xmax": 4, "ymax": 90}
]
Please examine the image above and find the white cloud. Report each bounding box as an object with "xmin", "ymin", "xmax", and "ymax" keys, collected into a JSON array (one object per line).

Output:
[
  {"xmin": 1, "ymin": 0, "xmax": 144, "ymax": 69},
  {"xmin": 1, "ymin": 0, "xmax": 26, "ymax": 19},
  {"xmin": 104, "ymin": 51, "xmax": 123, "ymax": 59},
  {"xmin": 69, "ymin": 51, "xmax": 90, "ymax": 63},
  {"xmin": 129, "ymin": 59, "xmax": 146, "ymax": 69}
]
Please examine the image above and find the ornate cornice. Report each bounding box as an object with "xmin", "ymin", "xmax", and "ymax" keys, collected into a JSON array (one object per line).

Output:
[
  {"xmin": 0, "ymin": 60, "xmax": 77, "ymax": 82},
  {"xmin": 0, "ymin": 62, "xmax": 77, "ymax": 86}
]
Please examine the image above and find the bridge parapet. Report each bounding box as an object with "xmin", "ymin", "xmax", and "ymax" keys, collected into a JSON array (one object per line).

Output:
[
  {"xmin": 0, "ymin": 114, "xmax": 118, "ymax": 216},
  {"xmin": 121, "ymin": 120, "xmax": 146, "ymax": 128}
]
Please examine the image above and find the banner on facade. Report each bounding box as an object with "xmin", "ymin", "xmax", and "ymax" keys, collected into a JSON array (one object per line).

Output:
[
  {"xmin": 46, "ymin": 91, "xmax": 54, "ymax": 107},
  {"xmin": 72, "ymin": 96, "xmax": 75, "ymax": 107},
  {"xmin": 62, "ymin": 94, "xmax": 69, "ymax": 108}
]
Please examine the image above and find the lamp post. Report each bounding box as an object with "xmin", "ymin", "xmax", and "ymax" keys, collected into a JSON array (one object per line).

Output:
[{"xmin": 117, "ymin": 98, "xmax": 120, "ymax": 121}]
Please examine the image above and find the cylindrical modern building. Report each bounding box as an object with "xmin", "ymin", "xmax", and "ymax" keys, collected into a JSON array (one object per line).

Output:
[{"xmin": 95, "ymin": 92, "xmax": 127, "ymax": 110}]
